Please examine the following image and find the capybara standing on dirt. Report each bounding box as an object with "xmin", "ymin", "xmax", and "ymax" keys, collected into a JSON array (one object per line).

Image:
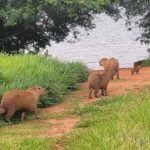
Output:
[
  {"xmin": 0, "ymin": 86, "xmax": 46, "ymax": 123},
  {"xmin": 88, "ymin": 71, "xmax": 114, "ymax": 98},
  {"xmin": 99, "ymin": 57, "xmax": 119, "ymax": 80},
  {"xmin": 131, "ymin": 65, "xmax": 141, "ymax": 75}
]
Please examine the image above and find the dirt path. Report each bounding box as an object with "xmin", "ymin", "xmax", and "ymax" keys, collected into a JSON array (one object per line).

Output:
[{"xmin": 43, "ymin": 67, "xmax": 150, "ymax": 137}]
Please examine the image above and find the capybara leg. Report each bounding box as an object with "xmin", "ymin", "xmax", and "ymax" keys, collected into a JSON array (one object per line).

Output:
[
  {"xmin": 104, "ymin": 88, "xmax": 108, "ymax": 96},
  {"xmin": 94, "ymin": 89, "xmax": 99, "ymax": 98},
  {"xmin": 131, "ymin": 71, "xmax": 134, "ymax": 75},
  {"xmin": 32, "ymin": 108, "xmax": 39, "ymax": 119},
  {"xmin": 5, "ymin": 108, "xmax": 15, "ymax": 124},
  {"xmin": 33, "ymin": 112, "xmax": 39, "ymax": 119},
  {"xmin": 117, "ymin": 70, "xmax": 119, "ymax": 79},
  {"xmin": 21, "ymin": 112, "xmax": 26, "ymax": 122},
  {"xmin": 88, "ymin": 88, "xmax": 93, "ymax": 99},
  {"xmin": 101, "ymin": 90, "xmax": 104, "ymax": 96},
  {"xmin": 5, "ymin": 117, "xmax": 12, "ymax": 124}
]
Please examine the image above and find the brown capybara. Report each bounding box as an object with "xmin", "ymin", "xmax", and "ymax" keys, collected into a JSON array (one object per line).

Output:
[
  {"xmin": 99, "ymin": 57, "xmax": 119, "ymax": 80},
  {"xmin": 0, "ymin": 86, "xmax": 46, "ymax": 123},
  {"xmin": 134, "ymin": 60, "xmax": 144, "ymax": 67},
  {"xmin": 131, "ymin": 65, "xmax": 141, "ymax": 75},
  {"xmin": 88, "ymin": 70, "xmax": 114, "ymax": 98}
]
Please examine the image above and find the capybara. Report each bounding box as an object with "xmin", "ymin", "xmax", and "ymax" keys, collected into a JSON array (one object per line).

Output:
[
  {"xmin": 131, "ymin": 65, "xmax": 141, "ymax": 75},
  {"xmin": 88, "ymin": 70, "xmax": 114, "ymax": 98},
  {"xmin": 134, "ymin": 60, "xmax": 144, "ymax": 67},
  {"xmin": 99, "ymin": 57, "xmax": 119, "ymax": 80},
  {"xmin": 0, "ymin": 86, "xmax": 46, "ymax": 123}
]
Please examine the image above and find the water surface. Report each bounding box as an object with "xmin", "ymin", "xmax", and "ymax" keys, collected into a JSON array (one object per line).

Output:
[{"xmin": 48, "ymin": 14, "xmax": 148, "ymax": 69}]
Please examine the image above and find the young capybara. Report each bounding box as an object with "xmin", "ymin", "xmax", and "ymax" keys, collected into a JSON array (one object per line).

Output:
[
  {"xmin": 88, "ymin": 71, "xmax": 114, "ymax": 98},
  {"xmin": 131, "ymin": 65, "xmax": 141, "ymax": 75},
  {"xmin": 0, "ymin": 86, "xmax": 46, "ymax": 123},
  {"xmin": 99, "ymin": 57, "xmax": 119, "ymax": 80}
]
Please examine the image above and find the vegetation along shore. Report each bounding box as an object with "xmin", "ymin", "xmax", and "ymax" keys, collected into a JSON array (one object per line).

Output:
[{"xmin": 0, "ymin": 54, "xmax": 150, "ymax": 149}]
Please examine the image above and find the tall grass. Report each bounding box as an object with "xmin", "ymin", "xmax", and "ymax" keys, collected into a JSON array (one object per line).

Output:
[
  {"xmin": 0, "ymin": 54, "xmax": 88, "ymax": 107},
  {"xmin": 62, "ymin": 88, "xmax": 150, "ymax": 150}
]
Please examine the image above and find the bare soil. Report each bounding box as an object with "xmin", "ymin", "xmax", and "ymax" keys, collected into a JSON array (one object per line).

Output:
[{"xmin": 43, "ymin": 67, "xmax": 150, "ymax": 137}]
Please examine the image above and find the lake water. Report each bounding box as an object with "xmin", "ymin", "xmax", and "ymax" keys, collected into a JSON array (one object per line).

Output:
[{"xmin": 47, "ymin": 14, "xmax": 149, "ymax": 69}]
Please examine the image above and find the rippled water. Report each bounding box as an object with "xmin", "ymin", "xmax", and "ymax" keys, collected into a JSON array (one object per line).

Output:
[{"xmin": 48, "ymin": 14, "xmax": 149, "ymax": 69}]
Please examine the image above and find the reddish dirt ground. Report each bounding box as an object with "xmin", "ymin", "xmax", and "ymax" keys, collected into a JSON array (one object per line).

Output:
[
  {"xmin": 47, "ymin": 116, "xmax": 80, "ymax": 137},
  {"xmin": 43, "ymin": 67, "xmax": 150, "ymax": 137}
]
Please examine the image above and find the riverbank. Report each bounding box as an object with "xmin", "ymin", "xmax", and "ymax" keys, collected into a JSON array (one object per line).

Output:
[{"xmin": 1, "ymin": 67, "xmax": 150, "ymax": 149}]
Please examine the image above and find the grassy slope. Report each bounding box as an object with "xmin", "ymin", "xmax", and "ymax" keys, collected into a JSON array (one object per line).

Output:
[
  {"xmin": 0, "ymin": 91, "xmax": 79, "ymax": 150},
  {"xmin": 1, "ymin": 56, "xmax": 150, "ymax": 149},
  {"xmin": 61, "ymin": 89, "xmax": 150, "ymax": 150},
  {"xmin": 1, "ymin": 86, "xmax": 150, "ymax": 150},
  {"xmin": 0, "ymin": 54, "xmax": 88, "ymax": 107},
  {"xmin": 0, "ymin": 54, "xmax": 88, "ymax": 149}
]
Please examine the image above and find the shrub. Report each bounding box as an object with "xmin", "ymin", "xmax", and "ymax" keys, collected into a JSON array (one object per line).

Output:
[
  {"xmin": 0, "ymin": 54, "xmax": 88, "ymax": 107},
  {"xmin": 142, "ymin": 58, "xmax": 150, "ymax": 67}
]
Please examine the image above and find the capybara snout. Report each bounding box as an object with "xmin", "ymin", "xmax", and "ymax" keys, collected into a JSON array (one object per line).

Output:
[{"xmin": 0, "ymin": 105, "xmax": 5, "ymax": 114}]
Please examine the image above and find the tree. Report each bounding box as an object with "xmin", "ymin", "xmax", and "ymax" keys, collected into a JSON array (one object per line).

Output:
[
  {"xmin": 0, "ymin": 0, "xmax": 119, "ymax": 53},
  {"xmin": 117, "ymin": 0, "xmax": 150, "ymax": 45}
]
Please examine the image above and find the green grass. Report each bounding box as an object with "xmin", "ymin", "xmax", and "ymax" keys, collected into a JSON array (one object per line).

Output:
[
  {"xmin": 2, "ymin": 89, "xmax": 150, "ymax": 150},
  {"xmin": 143, "ymin": 58, "xmax": 150, "ymax": 67},
  {"xmin": 1, "ymin": 54, "xmax": 150, "ymax": 149},
  {"xmin": 0, "ymin": 53, "xmax": 88, "ymax": 107},
  {"xmin": 59, "ymin": 88, "xmax": 150, "ymax": 150},
  {"xmin": 0, "ymin": 53, "xmax": 88, "ymax": 149},
  {"xmin": 0, "ymin": 136, "xmax": 53, "ymax": 150},
  {"xmin": 0, "ymin": 116, "xmax": 54, "ymax": 150}
]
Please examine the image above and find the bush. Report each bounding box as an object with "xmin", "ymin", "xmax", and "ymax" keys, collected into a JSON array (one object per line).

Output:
[
  {"xmin": 0, "ymin": 54, "xmax": 88, "ymax": 107},
  {"xmin": 142, "ymin": 58, "xmax": 150, "ymax": 67}
]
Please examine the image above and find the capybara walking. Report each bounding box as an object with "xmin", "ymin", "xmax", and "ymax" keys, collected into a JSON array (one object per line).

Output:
[
  {"xmin": 99, "ymin": 57, "xmax": 119, "ymax": 80},
  {"xmin": 88, "ymin": 71, "xmax": 114, "ymax": 98},
  {"xmin": 0, "ymin": 86, "xmax": 46, "ymax": 123},
  {"xmin": 131, "ymin": 65, "xmax": 141, "ymax": 75}
]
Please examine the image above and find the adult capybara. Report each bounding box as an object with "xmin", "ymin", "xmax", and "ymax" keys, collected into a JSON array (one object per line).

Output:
[
  {"xmin": 134, "ymin": 60, "xmax": 144, "ymax": 67},
  {"xmin": 131, "ymin": 65, "xmax": 141, "ymax": 75},
  {"xmin": 0, "ymin": 86, "xmax": 46, "ymax": 123},
  {"xmin": 99, "ymin": 57, "xmax": 119, "ymax": 80},
  {"xmin": 88, "ymin": 71, "xmax": 114, "ymax": 98}
]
